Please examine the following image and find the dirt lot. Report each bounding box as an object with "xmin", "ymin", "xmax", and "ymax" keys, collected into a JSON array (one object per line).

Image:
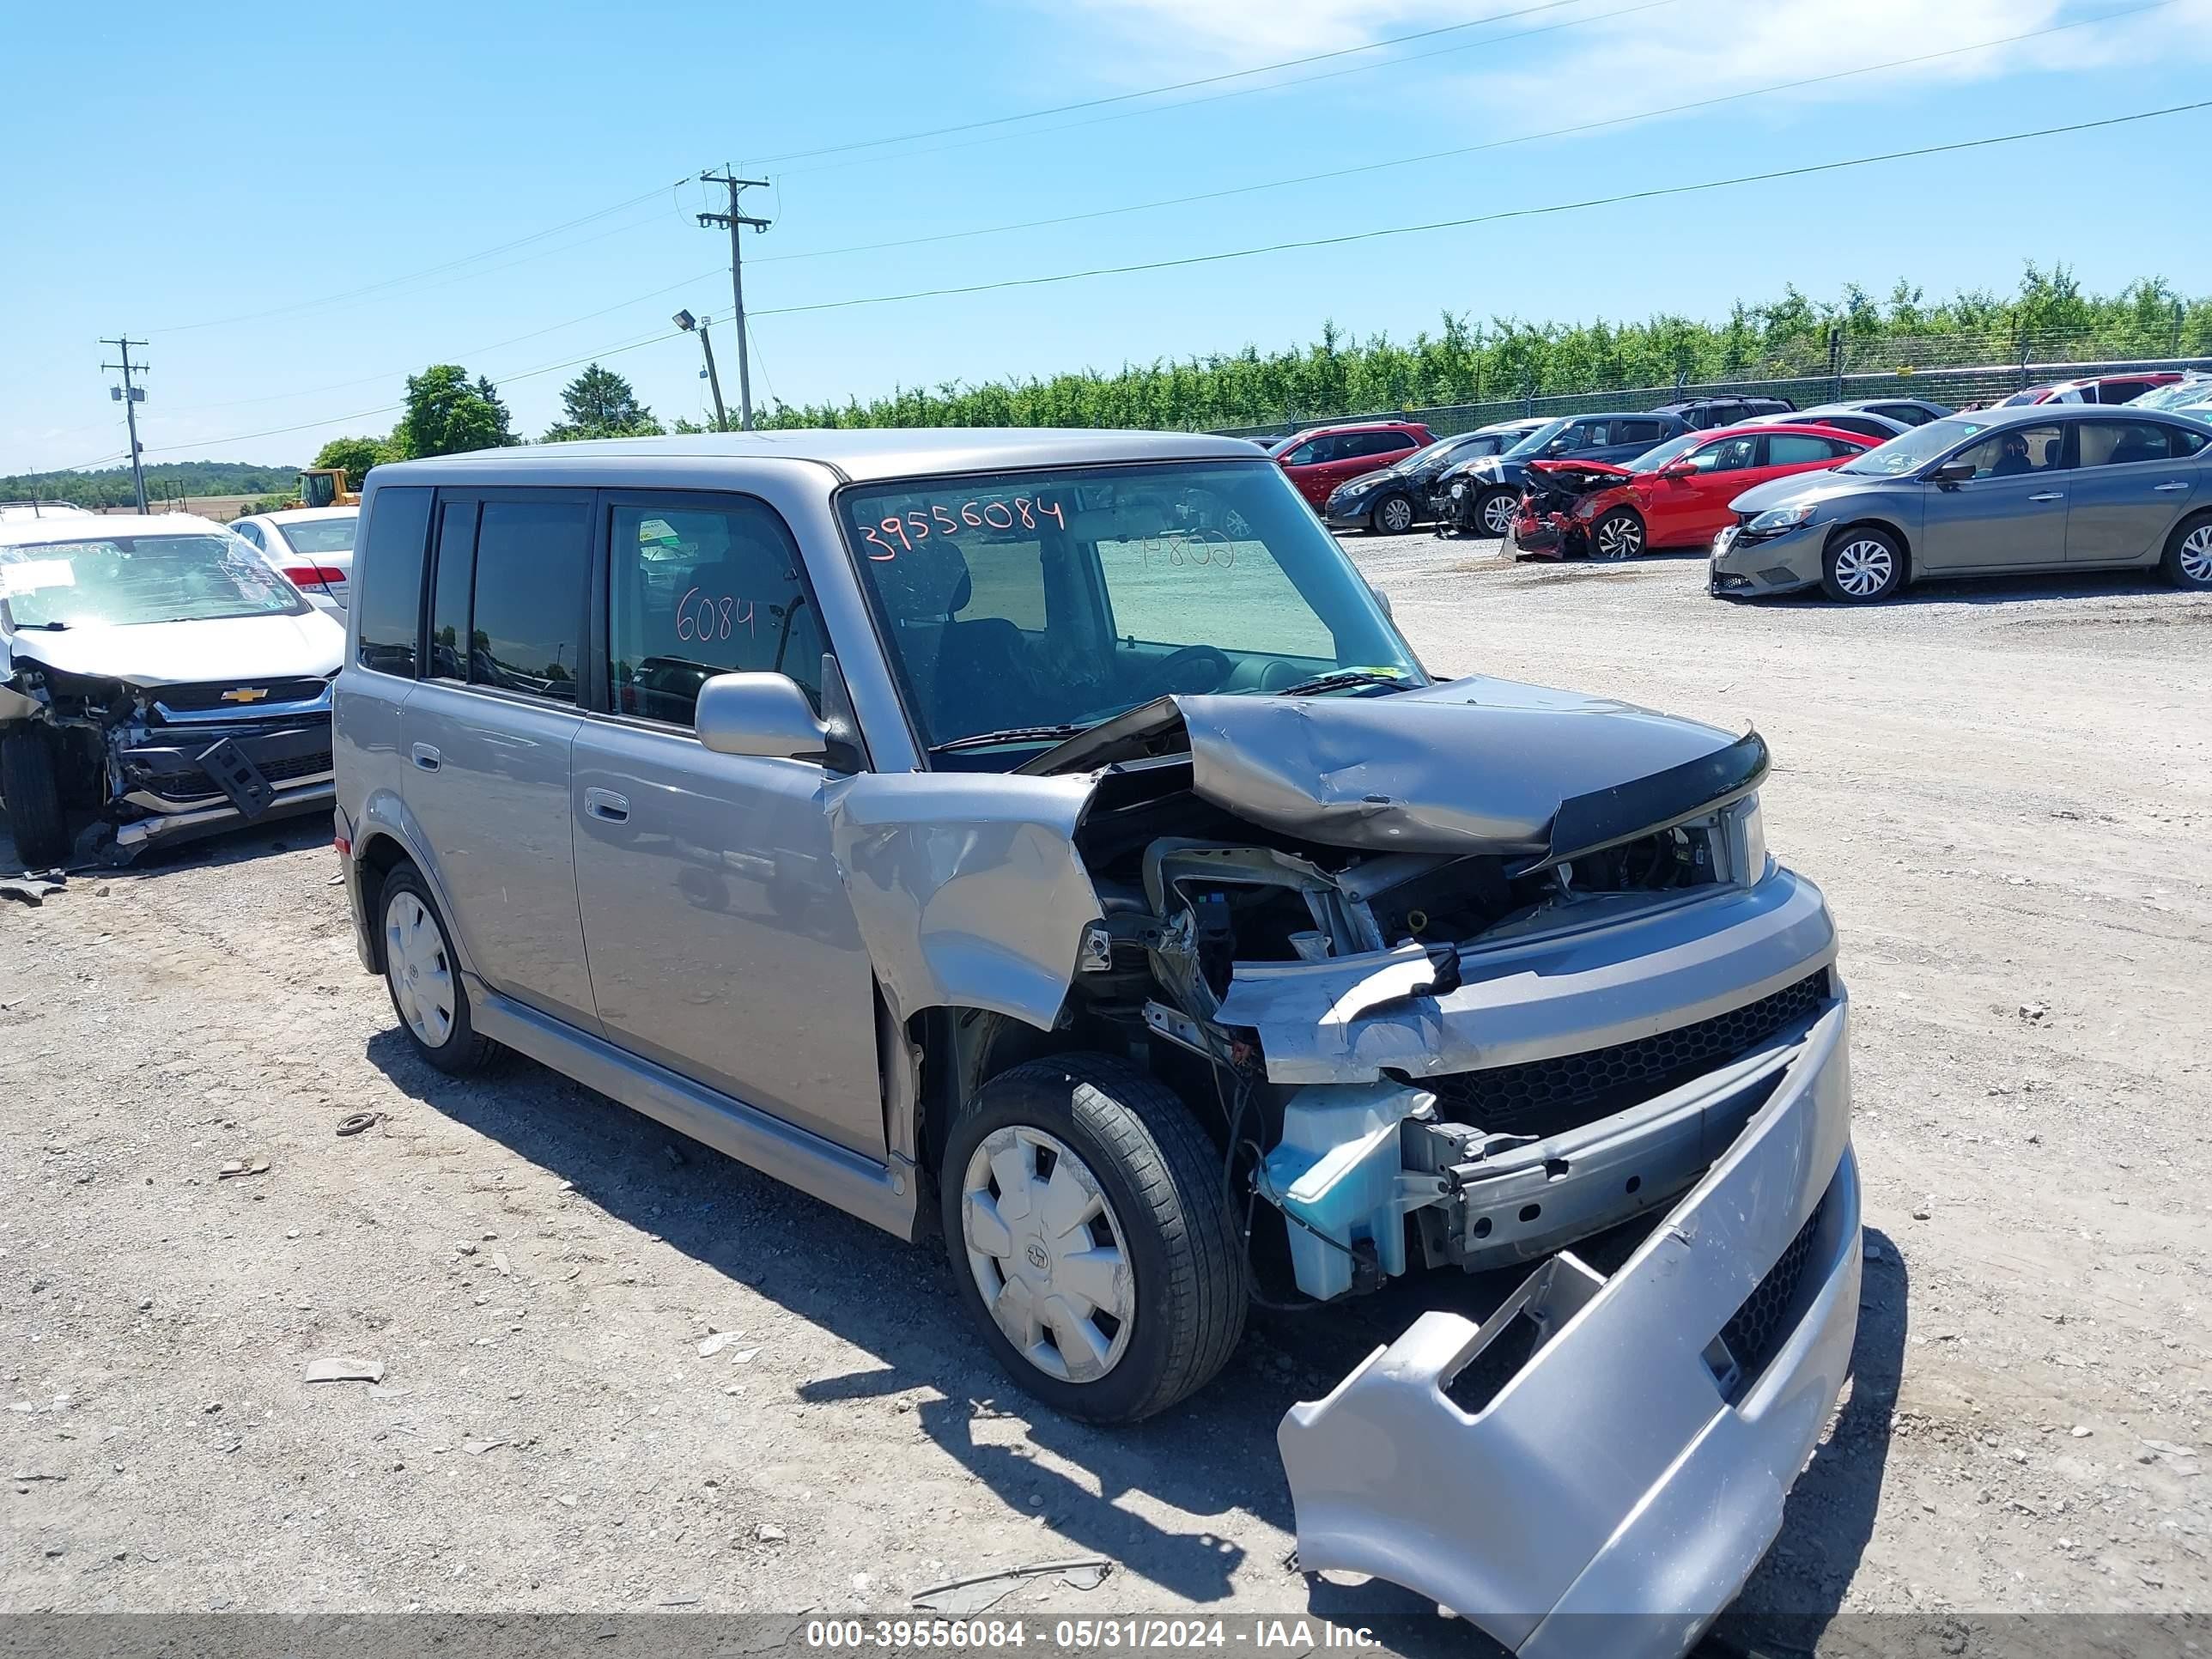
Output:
[{"xmin": 3, "ymin": 538, "xmax": 2208, "ymax": 1643}]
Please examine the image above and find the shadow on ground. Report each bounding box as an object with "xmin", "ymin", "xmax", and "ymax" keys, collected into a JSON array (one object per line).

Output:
[{"xmin": 367, "ymin": 1027, "xmax": 1896, "ymax": 1651}]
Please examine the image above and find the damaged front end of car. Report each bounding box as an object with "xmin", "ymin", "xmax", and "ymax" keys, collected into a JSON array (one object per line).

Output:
[
  {"xmin": 1514, "ymin": 460, "xmax": 1637, "ymax": 559},
  {"xmin": 831, "ymin": 676, "xmax": 1856, "ymax": 1656},
  {"xmin": 0, "ymin": 648, "xmax": 337, "ymax": 864}
]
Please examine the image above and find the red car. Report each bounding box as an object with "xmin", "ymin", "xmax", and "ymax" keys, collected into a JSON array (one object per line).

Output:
[
  {"xmin": 1268, "ymin": 420, "xmax": 1435, "ymax": 508},
  {"xmin": 1999, "ymin": 372, "xmax": 2185, "ymax": 408},
  {"xmin": 1512, "ymin": 423, "xmax": 1872, "ymax": 560}
]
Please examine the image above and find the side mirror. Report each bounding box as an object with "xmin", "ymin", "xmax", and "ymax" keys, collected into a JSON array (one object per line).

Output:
[
  {"xmin": 695, "ymin": 672, "xmax": 829, "ymax": 762},
  {"xmin": 1930, "ymin": 459, "xmax": 1976, "ymax": 485},
  {"xmin": 1658, "ymin": 460, "xmax": 1694, "ymax": 478}
]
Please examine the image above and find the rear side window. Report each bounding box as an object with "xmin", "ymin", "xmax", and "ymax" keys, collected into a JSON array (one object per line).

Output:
[
  {"xmin": 1766, "ymin": 434, "xmax": 1842, "ymax": 465},
  {"xmin": 2079, "ymin": 421, "xmax": 2179, "ymax": 467},
  {"xmin": 610, "ymin": 498, "xmax": 825, "ymax": 725},
  {"xmin": 354, "ymin": 485, "xmax": 431, "ymax": 676},
  {"xmin": 469, "ymin": 501, "xmax": 591, "ymax": 702},
  {"xmin": 233, "ymin": 521, "xmax": 266, "ymax": 550},
  {"xmin": 1617, "ymin": 420, "xmax": 1662, "ymax": 444}
]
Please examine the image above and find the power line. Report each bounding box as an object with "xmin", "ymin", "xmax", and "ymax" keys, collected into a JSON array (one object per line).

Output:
[
  {"xmin": 149, "ymin": 176, "xmax": 696, "ymax": 334},
  {"xmin": 134, "ymin": 325, "xmax": 693, "ymax": 458},
  {"xmin": 753, "ymin": 100, "xmax": 2212, "ymax": 319},
  {"xmin": 775, "ymin": 0, "xmax": 1678, "ymax": 179},
  {"xmin": 756, "ymin": 0, "xmax": 2178, "ymax": 270},
  {"xmin": 752, "ymin": 0, "xmax": 1595, "ymax": 166}
]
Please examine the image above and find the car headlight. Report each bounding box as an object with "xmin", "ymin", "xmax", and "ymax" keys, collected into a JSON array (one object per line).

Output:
[
  {"xmin": 1747, "ymin": 504, "xmax": 1818, "ymax": 533},
  {"xmin": 1449, "ymin": 481, "xmax": 1466, "ymax": 497},
  {"xmin": 1724, "ymin": 794, "xmax": 1768, "ymax": 886}
]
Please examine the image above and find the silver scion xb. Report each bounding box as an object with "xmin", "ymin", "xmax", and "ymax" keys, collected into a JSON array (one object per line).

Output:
[
  {"xmin": 335, "ymin": 431, "xmax": 1859, "ymax": 1657},
  {"xmin": 1712, "ymin": 404, "xmax": 2212, "ymax": 601}
]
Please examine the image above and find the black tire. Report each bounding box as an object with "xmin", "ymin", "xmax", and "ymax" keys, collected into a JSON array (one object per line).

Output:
[
  {"xmin": 1, "ymin": 726, "xmax": 70, "ymax": 871},
  {"xmin": 1370, "ymin": 491, "xmax": 1418, "ymax": 535},
  {"xmin": 377, "ymin": 864, "xmax": 495, "ymax": 1075},
  {"xmin": 939, "ymin": 1054, "xmax": 1247, "ymax": 1424},
  {"xmin": 2160, "ymin": 510, "xmax": 2212, "ymax": 590},
  {"xmin": 1820, "ymin": 525, "xmax": 1905, "ymax": 603},
  {"xmin": 1475, "ymin": 488, "xmax": 1519, "ymax": 539},
  {"xmin": 1589, "ymin": 507, "xmax": 1646, "ymax": 561}
]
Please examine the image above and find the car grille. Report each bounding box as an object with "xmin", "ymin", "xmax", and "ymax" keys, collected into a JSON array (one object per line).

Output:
[
  {"xmin": 152, "ymin": 678, "xmax": 330, "ymax": 714},
  {"xmin": 1418, "ymin": 970, "xmax": 1829, "ymax": 1139},
  {"xmin": 259, "ymin": 750, "xmax": 334, "ymax": 785},
  {"xmin": 1719, "ymin": 1195, "xmax": 1824, "ymax": 1385}
]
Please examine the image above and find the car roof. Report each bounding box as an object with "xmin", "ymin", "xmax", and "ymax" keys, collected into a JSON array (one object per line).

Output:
[
  {"xmin": 1722, "ymin": 421, "xmax": 1873, "ymax": 442},
  {"xmin": 369, "ymin": 428, "xmax": 1274, "ymax": 489},
  {"xmin": 1956, "ymin": 401, "xmax": 2205, "ymax": 428},
  {"xmin": 1286, "ymin": 419, "xmax": 1429, "ymax": 439},
  {"xmin": 0, "ymin": 511, "xmax": 228, "ymax": 547}
]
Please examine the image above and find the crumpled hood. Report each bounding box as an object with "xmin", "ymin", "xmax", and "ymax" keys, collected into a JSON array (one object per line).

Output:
[
  {"xmin": 7, "ymin": 610, "xmax": 344, "ymax": 688},
  {"xmin": 1027, "ymin": 676, "xmax": 1750, "ymax": 858},
  {"xmin": 1526, "ymin": 459, "xmax": 1635, "ymax": 493}
]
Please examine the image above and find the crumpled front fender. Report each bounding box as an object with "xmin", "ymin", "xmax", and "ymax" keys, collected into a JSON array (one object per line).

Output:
[{"xmin": 826, "ymin": 770, "xmax": 1104, "ymax": 1030}]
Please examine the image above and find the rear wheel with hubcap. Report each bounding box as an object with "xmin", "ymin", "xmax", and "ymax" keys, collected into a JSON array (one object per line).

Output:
[
  {"xmin": 1822, "ymin": 527, "xmax": 1905, "ymax": 602},
  {"xmin": 1372, "ymin": 492, "xmax": 1417, "ymax": 535},
  {"xmin": 940, "ymin": 1054, "xmax": 1246, "ymax": 1424},
  {"xmin": 380, "ymin": 866, "xmax": 495, "ymax": 1074},
  {"xmin": 1590, "ymin": 507, "xmax": 1646, "ymax": 560},
  {"xmin": 2162, "ymin": 512, "xmax": 2212, "ymax": 590}
]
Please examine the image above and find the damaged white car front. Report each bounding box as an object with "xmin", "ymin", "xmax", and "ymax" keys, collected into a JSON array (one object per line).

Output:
[{"xmin": 1, "ymin": 516, "xmax": 344, "ymax": 868}]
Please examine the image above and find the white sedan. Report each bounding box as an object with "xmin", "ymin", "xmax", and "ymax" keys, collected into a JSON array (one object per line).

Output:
[{"xmin": 229, "ymin": 506, "xmax": 357, "ymax": 617}]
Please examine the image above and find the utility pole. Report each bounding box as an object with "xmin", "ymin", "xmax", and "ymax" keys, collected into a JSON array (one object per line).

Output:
[
  {"xmin": 672, "ymin": 310, "xmax": 728, "ymax": 430},
  {"xmin": 100, "ymin": 336, "xmax": 150, "ymax": 513},
  {"xmin": 696, "ymin": 170, "xmax": 771, "ymax": 430}
]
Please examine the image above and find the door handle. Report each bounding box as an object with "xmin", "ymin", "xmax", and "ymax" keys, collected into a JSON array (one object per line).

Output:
[
  {"xmin": 2027, "ymin": 492, "xmax": 2063, "ymax": 503},
  {"xmin": 410, "ymin": 743, "xmax": 441, "ymax": 771},
  {"xmin": 2154, "ymin": 481, "xmax": 2190, "ymax": 492},
  {"xmin": 583, "ymin": 787, "xmax": 630, "ymax": 823}
]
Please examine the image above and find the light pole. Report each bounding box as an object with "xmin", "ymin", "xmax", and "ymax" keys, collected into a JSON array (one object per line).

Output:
[{"xmin": 673, "ymin": 310, "xmax": 728, "ymax": 432}]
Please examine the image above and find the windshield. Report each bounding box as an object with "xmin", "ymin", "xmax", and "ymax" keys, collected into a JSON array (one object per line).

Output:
[
  {"xmin": 1626, "ymin": 433, "xmax": 1704, "ymax": 471},
  {"xmin": 1263, "ymin": 434, "xmax": 1300, "ymax": 458},
  {"xmin": 0, "ymin": 532, "xmax": 307, "ymax": 629},
  {"xmin": 1501, "ymin": 418, "xmax": 1571, "ymax": 459},
  {"xmin": 839, "ymin": 461, "xmax": 1423, "ymax": 758},
  {"xmin": 1836, "ymin": 416, "xmax": 1994, "ymax": 477},
  {"xmin": 276, "ymin": 514, "xmax": 357, "ymax": 556},
  {"xmin": 2130, "ymin": 379, "xmax": 2212, "ymax": 411}
]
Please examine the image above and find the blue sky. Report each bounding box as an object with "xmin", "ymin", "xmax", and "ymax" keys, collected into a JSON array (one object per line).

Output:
[{"xmin": 5, "ymin": 0, "xmax": 2210, "ymax": 473}]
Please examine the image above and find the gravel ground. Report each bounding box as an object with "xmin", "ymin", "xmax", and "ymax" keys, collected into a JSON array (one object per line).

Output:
[{"xmin": 2, "ymin": 536, "xmax": 2208, "ymax": 1643}]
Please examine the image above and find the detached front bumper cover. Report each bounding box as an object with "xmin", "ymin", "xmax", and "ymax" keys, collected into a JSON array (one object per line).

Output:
[{"xmin": 1279, "ymin": 995, "xmax": 1857, "ymax": 1659}]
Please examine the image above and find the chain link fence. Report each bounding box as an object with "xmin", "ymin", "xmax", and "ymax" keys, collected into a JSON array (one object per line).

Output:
[{"xmin": 1209, "ymin": 323, "xmax": 2212, "ymax": 441}]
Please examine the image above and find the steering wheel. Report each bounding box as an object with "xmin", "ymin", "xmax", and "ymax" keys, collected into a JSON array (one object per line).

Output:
[{"xmin": 1150, "ymin": 643, "xmax": 1235, "ymax": 696}]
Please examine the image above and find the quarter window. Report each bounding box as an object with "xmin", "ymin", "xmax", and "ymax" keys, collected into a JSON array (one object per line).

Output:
[
  {"xmin": 610, "ymin": 499, "xmax": 824, "ymax": 726},
  {"xmin": 354, "ymin": 486, "xmax": 432, "ymax": 676},
  {"xmin": 468, "ymin": 501, "xmax": 590, "ymax": 702},
  {"xmin": 428, "ymin": 501, "xmax": 476, "ymax": 681}
]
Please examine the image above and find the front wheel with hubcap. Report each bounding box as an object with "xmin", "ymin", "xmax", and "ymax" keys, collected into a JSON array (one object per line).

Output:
[
  {"xmin": 380, "ymin": 866, "xmax": 494, "ymax": 1074},
  {"xmin": 1372, "ymin": 492, "xmax": 1418, "ymax": 535},
  {"xmin": 1822, "ymin": 527, "xmax": 1905, "ymax": 602},
  {"xmin": 2162, "ymin": 512, "xmax": 2212, "ymax": 590},
  {"xmin": 1589, "ymin": 507, "xmax": 1646, "ymax": 560},
  {"xmin": 940, "ymin": 1054, "xmax": 1246, "ymax": 1424},
  {"xmin": 1477, "ymin": 488, "xmax": 1518, "ymax": 538}
]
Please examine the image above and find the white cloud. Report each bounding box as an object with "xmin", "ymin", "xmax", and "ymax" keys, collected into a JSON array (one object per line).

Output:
[{"xmin": 1054, "ymin": 0, "xmax": 2212, "ymax": 110}]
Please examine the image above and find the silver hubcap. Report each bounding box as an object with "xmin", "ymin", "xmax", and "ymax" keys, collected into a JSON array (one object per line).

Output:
[
  {"xmin": 384, "ymin": 890, "xmax": 456, "ymax": 1048},
  {"xmin": 1595, "ymin": 515, "xmax": 1642, "ymax": 559},
  {"xmin": 2181, "ymin": 524, "xmax": 2212, "ymax": 584},
  {"xmin": 961, "ymin": 1126, "xmax": 1134, "ymax": 1384},
  {"xmin": 1833, "ymin": 538, "xmax": 1894, "ymax": 598},
  {"xmin": 1379, "ymin": 496, "xmax": 1413, "ymax": 532},
  {"xmin": 1481, "ymin": 493, "xmax": 1515, "ymax": 535}
]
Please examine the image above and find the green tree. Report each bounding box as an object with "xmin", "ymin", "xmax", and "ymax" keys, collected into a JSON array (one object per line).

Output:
[
  {"xmin": 392, "ymin": 364, "xmax": 514, "ymax": 459},
  {"xmin": 310, "ymin": 435, "xmax": 393, "ymax": 489},
  {"xmin": 541, "ymin": 363, "xmax": 664, "ymax": 441}
]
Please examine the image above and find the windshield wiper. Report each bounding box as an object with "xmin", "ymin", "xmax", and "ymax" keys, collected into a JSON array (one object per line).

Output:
[
  {"xmin": 17, "ymin": 620, "xmax": 70, "ymax": 630},
  {"xmin": 930, "ymin": 722, "xmax": 1095, "ymax": 753},
  {"xmin": 1271, "ymin": 669, "xmax": 1413, "ymax": 698}
]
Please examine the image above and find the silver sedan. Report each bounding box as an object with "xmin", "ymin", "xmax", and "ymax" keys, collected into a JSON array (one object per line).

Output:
[{"xmin": 1711, "ymin": 405, "xmax": 2212, "ymax": 602}]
